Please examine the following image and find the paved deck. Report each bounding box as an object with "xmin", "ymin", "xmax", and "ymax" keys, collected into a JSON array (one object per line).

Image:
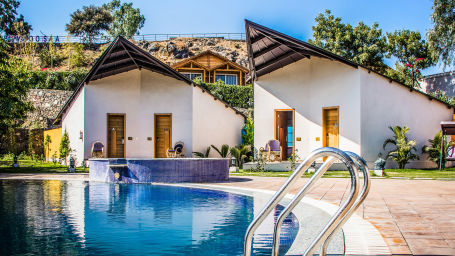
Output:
[
  {"xmin": 1, "ymin": 173, "xmax": 455, "ymax": 255},
  {"xmin": 218, "ymin": 177, "xmax": 455, "ymax": 256}
]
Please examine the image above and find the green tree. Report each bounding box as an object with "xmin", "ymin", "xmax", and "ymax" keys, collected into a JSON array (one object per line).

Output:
[
  {"xmin": 21, "ymin": 39, "xmax": 37, "ymax": 66},
  {"xmin": 9, "ymin": 14, "xmax": 32, "ymax": 36},
  {"xmin": 104, "ymin": 0, "xmax": 145, "ymax": 38},
  {"xmin": 387, "ymin": 30, "xmax": 433, "ymax": 88},
  {"xmin": 0, "ymin": 0, "xmax": 32, "ymax": 35},
  {"xmin": 62, "ymin": 42, "xmax": 87, "ymax": 69},
  {"xmin": 44, "ymin": 134, "xmax": 51, "ymax": 161},
  {"xmin": 66, "ymin": 5, "xmax": 113, "ymax": 43},
  {"xmin": 427, "ymin": 0, "xmax": 455, "ymax": 68},
  {"xmin": 383, "ymin": 126, "xmax": 419, "ymax": 169},
  {"xmin": 422, "ymin": 131, "xmax": 450, "ymax": 168},
  {"xmin": 59, "ymin": 130, "xmax": 71, "ymax": 165},
  {"xmin": 309, "ymin": 10, "xmax": 388, "ymax": 72},
  {"xmin": 211, "ymin": 144, "xmax": 230, "ymax": 158},
  {"xmin": 0, "ymin": 38, "xmax": 33, "ymax": 139},
  {"xmin": 38, "ymin": 37, "xmax": 63, "ymax": 68}
]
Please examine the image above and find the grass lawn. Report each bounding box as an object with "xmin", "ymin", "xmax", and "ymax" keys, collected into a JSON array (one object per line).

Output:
[
  {"xmin": 0, "ymin": 160, "xmax": 88, "ymax": 173},
  {"xmin": 230, "ymin": 168, "xmax": 455, "ymax": 180}
]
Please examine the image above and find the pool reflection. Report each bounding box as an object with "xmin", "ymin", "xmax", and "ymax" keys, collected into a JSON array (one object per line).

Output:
[{"xmin": 0, "ymin": 180, "xmax": 297, "ymax": 256}]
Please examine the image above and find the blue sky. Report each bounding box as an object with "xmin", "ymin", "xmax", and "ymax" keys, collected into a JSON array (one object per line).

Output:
[{"xmin": 18, "ymin": 0, "xmax": 447, "ymax": 74}]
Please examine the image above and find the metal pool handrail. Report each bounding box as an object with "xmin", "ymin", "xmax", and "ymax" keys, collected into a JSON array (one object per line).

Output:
[
  {"xmin": 320, "ymin": 151, "xmax": 371, "ymax": 256},
  {"xmin": 270, "ymin": 148, "xmax": 361, "ymax": 256},
  {"xmin": 243, "ymin": 147, "xmax": 360, "ymax": 256}
]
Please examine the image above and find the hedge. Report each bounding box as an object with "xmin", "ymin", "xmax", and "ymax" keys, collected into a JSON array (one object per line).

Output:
[
  {"xmin": 199, "ymin": 82, "xmax": 253, "ymax": 109},
  {"xmin": 27, "ymin": 70, "xmax": 88, "ymax": 91}
]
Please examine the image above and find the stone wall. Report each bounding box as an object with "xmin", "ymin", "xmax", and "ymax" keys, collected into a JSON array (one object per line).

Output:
[{"xmin": 24, "ymin": 89, "xmax": 72, "ymax": 128}]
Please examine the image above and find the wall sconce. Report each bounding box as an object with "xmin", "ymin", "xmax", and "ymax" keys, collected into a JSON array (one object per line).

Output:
[{"xmin": 79, "ymin": 131, "xmax": 83, "ymax": 140}]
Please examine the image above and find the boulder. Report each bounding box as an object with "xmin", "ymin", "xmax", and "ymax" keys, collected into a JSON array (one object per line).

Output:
[
  {"xmin": 206, "ymin": 39, "xmax": 216, "ymax": 46},
  {"xmin": 173, "ymin": 48, "xmax": 190, "ymax": 59},
  {"xmin": 148, "ymin": 43, "xmax": 160, "ymax": 52},
  {"xmin": 166, "ymin": 42, "xmax": 177, "ymax": 54}
]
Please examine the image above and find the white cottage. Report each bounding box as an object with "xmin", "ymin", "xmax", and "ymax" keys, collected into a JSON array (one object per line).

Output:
[
  {"xmin": 245, "ymin": 20, "xmax": 454, "ymax": 168},
  {"xmin": 55, "ymin": 36, "xmax": 245, "ymax": 165}
]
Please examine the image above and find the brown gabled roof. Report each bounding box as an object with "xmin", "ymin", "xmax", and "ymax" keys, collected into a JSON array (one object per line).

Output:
[
  {"xmin": 244, "ymin": 20, "xmax": 454, "ymax": 109},
  {"xmin": 171, "ymin": 50, "xmax": 249, "ymax": 73},
  {"xmin": 54, "ymin": 36, "xmax": 245, "ymax": 124}
]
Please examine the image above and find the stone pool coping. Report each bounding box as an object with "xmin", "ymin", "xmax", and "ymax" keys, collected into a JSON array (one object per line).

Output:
[{"xmin": 180, "ymin": 183, "xmax": 390, "ymax": 256}]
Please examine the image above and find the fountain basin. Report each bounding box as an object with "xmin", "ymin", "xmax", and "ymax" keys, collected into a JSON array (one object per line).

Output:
[{"xmin": 89, "ymin": 158, "xmax": 230, "ymax": 183}]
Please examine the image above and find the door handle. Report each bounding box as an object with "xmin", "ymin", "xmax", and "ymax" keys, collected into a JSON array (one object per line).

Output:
[{"xmin": 122, "ymin": 139, "xmax": 124, "ymax": 144}]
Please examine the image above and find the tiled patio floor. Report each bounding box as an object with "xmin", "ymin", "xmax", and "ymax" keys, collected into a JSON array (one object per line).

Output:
[
  {"xmin": 218, "ymin": 177, "xmax": 455, "ymax": 256},
  {"xmin": 1, "ymin": 173, "xmax": 455, "ymax": 255}
]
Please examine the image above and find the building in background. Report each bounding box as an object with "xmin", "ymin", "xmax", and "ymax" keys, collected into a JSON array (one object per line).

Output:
[
  {"xmin": 172, "ymin": 50, "xmax": 249, "ymax": 85},
  {"xmin": 421, "ymin": 71, "xmax": 455, "ymax": 97}
]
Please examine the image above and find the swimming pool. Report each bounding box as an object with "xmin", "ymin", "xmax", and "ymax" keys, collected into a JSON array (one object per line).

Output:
[{"xmin": 0, "ymin": 180, "xmax": 302, "ymax": 255}]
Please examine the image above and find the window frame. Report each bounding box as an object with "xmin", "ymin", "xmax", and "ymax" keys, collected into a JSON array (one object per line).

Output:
[
  {"xmin": 181, "ymin": 72, "xmax": 204, "ymax": 81},
  {"xmin": 215, "ymin": 73, "xmax": 238, "ymax": 85}
]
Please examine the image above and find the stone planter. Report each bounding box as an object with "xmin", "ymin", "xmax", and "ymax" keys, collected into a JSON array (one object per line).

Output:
[
  {"xmin": 229, "ymin": 166, "xmax": 239, "ymax": 172},
  {"xmin": 374, "ymin": 169, "xmax": 384, "ymax": 177}
]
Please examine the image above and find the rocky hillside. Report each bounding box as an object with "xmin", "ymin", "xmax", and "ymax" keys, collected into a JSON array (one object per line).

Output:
[
  {"xmin": 136, "ymin": 37, "xmax": 248, "ymax": 68},
  {"xmin": 10, "ymin": 37, "xmax": 248, "ymax": 71}
]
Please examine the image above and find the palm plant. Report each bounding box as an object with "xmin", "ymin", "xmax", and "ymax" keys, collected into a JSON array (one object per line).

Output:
[
  {"xmin": 422, "ymin": 131, "xmax": 449, "ymax": 168},
  {"xmin": 383, "ymin": 125, "xmax": 419, "ymax": 169},
  {"xmin": 193, "ymin": 147, "xmax": 211, "ymax": 158},
  {"xmin": 230, "ymin": 145, "xmax": 251, "ymax": 168},
  {"xmin": 211, "ymin": 144, "xmax": 230, "ymax": 158}
]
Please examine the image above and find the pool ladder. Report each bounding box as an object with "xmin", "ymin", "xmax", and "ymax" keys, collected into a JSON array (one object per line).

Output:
[{"xmin": 243, "ymin": 147, "xmax": 371, "ymax": 256}]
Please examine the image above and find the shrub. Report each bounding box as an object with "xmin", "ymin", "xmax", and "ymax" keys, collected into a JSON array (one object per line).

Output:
[
  {"xmin": 422, "ymin": 131, "xmax": 450, "ymax": 168},
  {"xmin": 230, "ymin": 145, "xmax": 251, "ymax": 168},
  {"xmin": 27, "ymin": 70, "xmax": 87, "ymax": 90},
  {"xmin": 383, "ymin": 125, "xmax": 419, "ymax": 169},
  {"xmin": 242, "ymin": 118, "xmax": 254, "ymax": 146},
  {"xmin": 38, "ymin": 39, "xmax": 64, "ymax": 68},
  {"xmin": 211, "ymin": 144, "xmax": 230, "ymax": 158},
  {"xmin": 193, "ymin": 147, "xmax": 211, "ymax": 158},
  {"xmin": 197, "ymin": 81, "xmax": 253, "ymax": 109},
  {"xmin": 63, "ymin": 42, "xmax": 87, "ymax": 68},
  {"xmin": 59, "ymin": 130, "xmax": 71, "ymax": 165}
]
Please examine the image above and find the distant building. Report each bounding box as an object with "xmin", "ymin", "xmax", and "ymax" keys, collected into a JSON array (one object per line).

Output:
[
  {"xmin": 421, "ymin": 71, "xmax": 455, "ymax": 97},
  {"xmin": 172, "ymin": 50, "xmax": 249, "ymax": 85}
]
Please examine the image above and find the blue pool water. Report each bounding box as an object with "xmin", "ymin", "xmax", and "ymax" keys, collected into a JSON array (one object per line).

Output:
[{"xmin": 0, "ymin": 180, "xmax": 298, "ymax": 256}]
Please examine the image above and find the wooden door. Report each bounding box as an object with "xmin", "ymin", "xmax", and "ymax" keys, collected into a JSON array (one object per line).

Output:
[
  {"xmin": 275, "ymin": 110, "xmax": 294, "ymax": 160},
  {"xmin": 107, "ymin": 114, "xmax": 125, "ymax": 158},
  {"xmin": 323, "ymin": 108, "xmax": 339, "ymax": 148},
  {"xmin": 155, "ymin": 114, "xmax": 172, "ymax": 158}
]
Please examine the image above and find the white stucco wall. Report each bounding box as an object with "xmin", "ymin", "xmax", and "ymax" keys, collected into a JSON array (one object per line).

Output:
[
  {"xmin": 84, "ymin": 69, "xmax": 193, "ymax": 159},
  {"xmin": 192, "ymin": 87, "xmax": 244, "ymax": 157},
  {"xmin": 360, "ymin": 69, "xmax": 453, "ymax": 168},
  {"xmin": 254, "ymin": 57, "xmax": 361, "ymax": 159},
  {"xmin": 61, "ymin": 87, "xmax": 85, "ymax": 165}
]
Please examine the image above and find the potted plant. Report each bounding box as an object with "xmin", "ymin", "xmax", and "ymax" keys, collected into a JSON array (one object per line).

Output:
[{"xmin": 373, "ymin": 153, "xmax": 386, "ymax": 176}]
